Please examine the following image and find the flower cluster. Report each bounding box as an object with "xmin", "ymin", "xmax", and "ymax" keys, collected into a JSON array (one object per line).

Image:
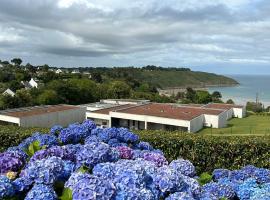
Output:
[{"xmin": 0, "ymin": 120, "xmax": 269, "ymax": 200}]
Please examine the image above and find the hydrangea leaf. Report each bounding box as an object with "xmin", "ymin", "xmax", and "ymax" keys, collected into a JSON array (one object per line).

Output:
[
  {"xmin": 59, "ymin": 188, "xmax": 72, "ymax": 200},
  {"xmin": 198, "ymin": 172, "xmax": 212, "ymax": 186}
]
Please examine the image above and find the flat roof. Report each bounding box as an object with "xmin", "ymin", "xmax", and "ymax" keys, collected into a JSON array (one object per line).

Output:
[
  {"xmin": 92, "ymin": 104, "xmax": 135, "ymax": 115},
  {"xmin": 114, "ymin": 103, "xmax": 225, "ymax": 121},
  {"xmin": 203, "ymin": 103, "xmax": 243, "ymax": 110},
  {"xmin": 0, "ymin": 105, "xmax": 79, "ymax": 118}
]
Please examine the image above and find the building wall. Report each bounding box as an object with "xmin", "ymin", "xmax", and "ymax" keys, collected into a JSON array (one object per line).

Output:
[
  {"xmin": 0, "ymin": 115, "xmax": 20, "ymax": 125},
  {"xmin": 226, "ymin": 108, "xmax": 234, "ymax": 120},
  {"xmin": 203, "ymin": 114, "xmax": 220, "ymax": 128},
  {"xmin": 189, "ymin": 115, "xmax": 204, "ymax": 133},
  {"xmin": 218, "ymin": 111, "xmax": 228, "ymax": 128},
  {"xmin": 233, "ymin": 108, "xmax": 245, "ymax": 118},
  {"xmin": 86, "ymin": 112, "xmax": 110, "ymax": 120},
  {"xmin": 20, "ymin": 107, "xmax": 86, "ymax": 128}
]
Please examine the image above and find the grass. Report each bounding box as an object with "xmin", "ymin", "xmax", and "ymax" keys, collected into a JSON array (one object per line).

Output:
[{"xmin": 198, "ymin": 114, "xmax": 270, "ymax": 136}]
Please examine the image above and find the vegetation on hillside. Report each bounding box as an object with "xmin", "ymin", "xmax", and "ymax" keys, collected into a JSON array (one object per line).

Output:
[{"xmin": 0, "ymin": 58, "xmax": 230, "ymax": 109}]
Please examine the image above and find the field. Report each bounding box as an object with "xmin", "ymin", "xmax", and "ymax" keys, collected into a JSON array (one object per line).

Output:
[{"xmin": 198, "ymin": 114, "xmax": 270, "ymax": 136}]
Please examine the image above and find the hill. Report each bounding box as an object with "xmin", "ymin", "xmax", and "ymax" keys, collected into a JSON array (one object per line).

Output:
[{"xmin": 85, "ymin": 66, "xmax": 239, "ymax": 89}]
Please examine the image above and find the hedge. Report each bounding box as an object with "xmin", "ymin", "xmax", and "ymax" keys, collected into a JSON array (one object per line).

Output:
[
  {"xmin": 0, "ymin": 125, "xmax": 49, "ymax": 152},
  {"xmin": 136, "ymin": 130, "xmax": 270, "ymax": 174}
]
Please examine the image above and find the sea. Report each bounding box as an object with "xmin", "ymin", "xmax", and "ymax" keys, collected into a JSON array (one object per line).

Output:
[{"xmin": 208, "ymin": 75, "xmax": 270, "ymax": 107}]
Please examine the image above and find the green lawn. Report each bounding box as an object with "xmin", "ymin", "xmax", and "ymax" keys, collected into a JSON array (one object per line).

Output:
[{"xmin": 198, "ymin": 114, "xmax": 270, "ymax": 136}]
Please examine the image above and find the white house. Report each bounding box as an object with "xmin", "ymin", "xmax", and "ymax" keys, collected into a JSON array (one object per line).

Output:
[
  {"xmin": 55, "ymin": 69, "xmax": 63, "ymax": 74},
  {"xmin": 85, "ymin": 101, "xmax": 246, "ymax": 133},
  {"xmin": 71, "ymin": 70, "xmax": 80, "ymax": 74},
  {"xmin": 29, "ymin": 78, "xmax": 38, "ymax": 88},
  {"xmin": 2, "ymin": 88, "xmax": 15, "ymax": 97},
  {"xmin": 0, "ymin": 105, "xmax": 86, "ymax": 127}
]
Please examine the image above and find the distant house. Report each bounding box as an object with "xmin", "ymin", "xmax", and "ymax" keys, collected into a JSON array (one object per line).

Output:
[
  {"xmin": 55, "ymin": 69, "xmax": 63, "ymax": 74},
  {"xmin": 29, "ymin": 78, "xmax": 38, "ymax": 88},
  {"xmin": 21, "ymin": 78, "xmax": 39, "ymax": 89},
  {"xmin": 0, "ymin": 64, "xmax": 3, "ymax": 68},
  {"xmin": 71, "ymin": 70, "xmax": 80, "ymax": 74},
  {"xmin": 21, "ymin": 81, "xmax": 32, "ymax": 89},
  {"xmin": 2, "ymin": 88, "xmax": 15, "ymax": 97}
]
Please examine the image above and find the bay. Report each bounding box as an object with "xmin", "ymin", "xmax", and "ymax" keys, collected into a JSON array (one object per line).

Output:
[{"xmin": 208, "ymin": 75, "xmax": 270, "ymax": 107}]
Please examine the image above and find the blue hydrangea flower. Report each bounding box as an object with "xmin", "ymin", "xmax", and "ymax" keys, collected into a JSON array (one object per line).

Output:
[
  {"xmin": 50, "ymin": 125, "xmax": 63, "ymax": 136},
  {"xmin": 76, "ymin": 142, "xmax": 113, "ymax": 169},
  {"xmin": 200, "ymin": 182, "xmax": 235, "ymax": 200},
  {"xmin": 13, "ymin": 177, "xmax": 33, "ymax": 192},
  {"xmin": 21, "ymin": 156, "xmax": 64, "ymax": 185},
  {"xmin": 115, "ymin": 187, "xmax": 154, "ymax": 200},
  {"xmin": 117, "ymin": 128, "xmax": 139, "ymax": 143},
  {"xmin": 212, "ymin": 169, "xmax": 231, "ymax": 181},
  {"xmin": 81, "ymin": 119, "xmax": 96, "ymax": 132},
  {"xmin": 0, "ymin": 175, "xmax": 15, "ymax": 198},
  {"xmin": 25, "ymin": 184, "xmax": 57, "ymax": 200},
  {"xmin": 59, "ymin": 124, "xmax": 90, "ymax": 144},
  {"xmin": 166, "ymin": 192, "xmax": 195, "ymax": 200},
  {"xmin": 66, "ymin": 172, "xmax": 116, "ymax": 200},
  {"xmin": 85, "ymin": 135, "xmax": 102, "ymax": 144},
  {"xmin": 134, "ymin": 141, "xmax": 154, "ymax": 150},
  {"xmin": 169, "ymin": 159, "xmax": 196, "ymax": 177},
  {"xmin": 154, "ymin": 166, "xmax": 186, "ymax": 193},
  {"xmin": 236, "ymin": 178, "xmax": 259, "ymax": 200}
]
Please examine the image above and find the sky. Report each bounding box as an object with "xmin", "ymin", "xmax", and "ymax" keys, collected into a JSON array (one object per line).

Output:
[{"xmin": 0, "ymin": 0, "xmax": 270, "ymax": 74}]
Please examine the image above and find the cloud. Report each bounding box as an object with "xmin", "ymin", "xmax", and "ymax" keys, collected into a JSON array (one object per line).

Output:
[{"xmin": 0, "ymin": 0, "xmax": 270, "ymax": 74}]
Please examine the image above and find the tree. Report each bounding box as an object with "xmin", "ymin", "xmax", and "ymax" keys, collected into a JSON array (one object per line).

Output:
[
  {"xmin": 16, "ymin": 89, "xmax": 33, "ymax": 107},
  {"xmin": 212, "ymin": 91, "xmax": 222, "ymax": 99},
  {"xmin": 91, "ymin": 72, "xmax": 102, "ymax": 83},
  {"xmin": 226, "ymin": 99, "xmax": 235, "ymax": 104},
  {"xmin": 37, "ymin": 90, "xmax": 60, "ymax": 105},
  {"xmin": 108, "ymin": 81, "xmax": 131, "ymax": 99},
  {"xmin": 185, "ymin": 87, "xmax": 196, "ymax": 102},
  {"xmin": 11, "ymin": 58, "xmax": 22, "ymax": 66},
  {"xmin": 246, "ymin": 101, "xmax": 263, "ymax": 113},
  {"xmin": 195, "ymin": 90, "xmax": 212, "ymax": 104}
]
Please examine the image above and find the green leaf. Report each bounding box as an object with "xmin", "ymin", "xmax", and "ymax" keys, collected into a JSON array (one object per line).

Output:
[
  {"xmin": 59, "ymin": 188, "xmax": 72, "ymax": 200},
  {"xmin": 77, "ymin": 165, "xmax": 89, "ymax": 173},
  {"xmin": 24, "ymin": 140, "xmax": 42, "ymax": 157},
  {"xmin": 198, "ymin": 172, "xmax": 212, "ymax": 186}
]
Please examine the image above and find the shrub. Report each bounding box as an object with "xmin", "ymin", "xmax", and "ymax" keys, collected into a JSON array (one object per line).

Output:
[{"xmin": 136, "ymin": 130, "xmax": 270, "ymax": 174}]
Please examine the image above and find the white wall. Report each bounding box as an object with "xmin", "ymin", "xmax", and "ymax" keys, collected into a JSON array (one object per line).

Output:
[
  {"xmin": 233, "ymin": 108, "xmax": 245, "ymax": 118},
  {"xmin": 226, "ymin": 108, "xmax": 233, "ymax": 120},
  {"xmin": 218, "ymin": 111, "xmax": 228, "ymax": 128},
  {"xmin": 110, "ymin": 112, "xmax": 190, "ymax": 128},
  {"xmin": 86, "ymin": 112, "xmax": 111, "ymax": 120},
  {"xmin": 189, "ymin": 115, "xmax": 204, "ymax": 133},
  {"xmin": 20, "ymin": 107, "xmax": 86, "ymax": 128},
  {"xmin": 0, "ymin": 115, "xmax": 20, "ymax": 125},
  {"xmin": 204, "ymin": 114, "xmax": 219, "ymax": 128}
]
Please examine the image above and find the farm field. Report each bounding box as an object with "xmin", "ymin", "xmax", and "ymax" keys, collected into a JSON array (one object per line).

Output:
[{"xmin": 198, "ymin": 114, "xmax": 270, "ymax": 136}]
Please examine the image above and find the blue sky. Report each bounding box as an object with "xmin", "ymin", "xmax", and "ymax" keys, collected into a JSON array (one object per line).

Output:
[{"xmin": 0, "ymin": 0, "xmax": 270, "ymax": 74}]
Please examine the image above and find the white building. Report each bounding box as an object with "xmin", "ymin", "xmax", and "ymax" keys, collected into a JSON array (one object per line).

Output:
[
  {"xmin": 55, "ymin": 69, "xmax": 63, "ymax": 74},
  {"xmin": 0, "ymin": 105, "xmax": 86, "ymax": 128},
  {"xmin": 2, "ymin": 88, "xmax": 15, "ymax": 97},
  {"xmin": 86, "ymin": 101, "xmax": 245, "ymax": 132},
  {"xmin": 71, "ymin": 70, "xmax": 80, "ymax": 74},
  {"xmin": 29, "ymin": 78, "xmax": 38, "ymax": 88}
]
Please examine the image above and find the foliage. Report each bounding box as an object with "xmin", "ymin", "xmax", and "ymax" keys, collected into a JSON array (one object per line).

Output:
[
  {"xmin": 0, "ymin": 125, "xmax": 49, "ymax": 152},
  {"xmin": 136, "ymin": 130, "xmax": 270, "ymax": 174},
  {"xmin": 198, "ymin": 172, "xmax": 212, "ymax": 186},
  {"xmin": 246, "ymin": 101, "xmax": 264, "ymax": 113}
]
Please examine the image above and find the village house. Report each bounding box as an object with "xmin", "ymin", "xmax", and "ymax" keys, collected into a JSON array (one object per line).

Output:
[{"xmin": 2, "ymin": 88, "xmax": 15, "ymax": 97}]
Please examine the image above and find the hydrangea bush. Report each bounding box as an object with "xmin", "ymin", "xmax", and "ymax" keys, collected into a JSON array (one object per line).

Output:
[{"xmin": 0, "ymin": 119, "xmax": 269, "ymax": 199}]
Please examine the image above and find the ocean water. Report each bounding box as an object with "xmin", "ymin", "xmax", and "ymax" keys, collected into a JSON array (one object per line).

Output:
[{"xmin": 208, "ymin": 75, "xmax": 270, "ymax": 106}]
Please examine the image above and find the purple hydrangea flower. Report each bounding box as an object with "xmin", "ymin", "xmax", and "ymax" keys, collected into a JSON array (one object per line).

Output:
[
  {"xmin": 0, "ymin": 152, "xmax": 24, "ymax": 173},
  {"xmin": 13, "ymin": 177, "xmax": 33, "ymax": 192},
  {"xmin": 201, "ymin": 182, "xmax": 235, "ymax": 200},
  {"xmin": 116, "ymin": 146, "xmax": 134, "ymax": 159},
  {"xmin": 213, "ymin": 169, "xmax": 231, "ymax": 181},
  {"xmin": 143, "ymin": 152, "xmax": 168, "ymax": 167}
]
